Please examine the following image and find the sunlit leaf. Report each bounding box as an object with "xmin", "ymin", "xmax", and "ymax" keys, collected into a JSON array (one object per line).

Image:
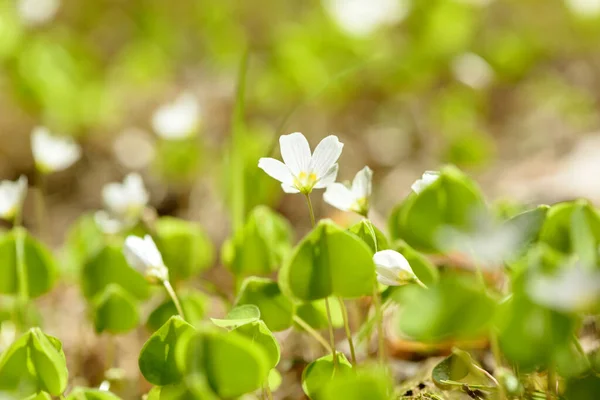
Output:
[{"xmin": 235, "ymin": 277, "xmax": 295, "ymax": 332}]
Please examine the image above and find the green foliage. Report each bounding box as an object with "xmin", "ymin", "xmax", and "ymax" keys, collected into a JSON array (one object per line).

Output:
[
  {"xmin": 431, "ymin": 353, "xmax": 469, "ymax": 389},
  {"xmin": 92, "ymin": 284, "xmax": 139, "ymax": 334},
  {"xmin": 61, "ymin": 213, "xmax": 105, "ymax": 277},
  {"xmin": 147, "ymin": 290, "xmax": 208, "ymax": 332},
  {"xmin": 347, "ymin": 219, "xmax": 389, "ymax": 254},
  {"xmin": 139, "ymin": 316, "xmax": 195, "ymax": 386},
  {"xmin": 394, "ymin": 240, "xmax": 439, "ymax": 286},
  {"xmin": 295, "ymin": 298, "xmax": 344, "ymax": 330},
  {"xmin": 81, "ymin": 243, "xmax": 150, "ymax": 301},
  {"xmin": 210, "ymin": 304, "xmax": 261, "ymax": 329},
  {"xmin": 395, "ymin": 273, "xmax": 497, "ymax": 341},
  {"xmin": 388, "ymin": 165, "xmax": 486, "ymax": 253},
  {"xmin": 0, "ymin": 228, "xmax": 57, "ymax": 298},
  {"xmin": 66, "ymin": 387, "xmax": 122, "ymax": 399},
  {"xmin": 232, "ymin": 320, "xmax": 280, "ymax": 369},
  {"xmin": 0, "ymin": 328, "xmax": 68, "ymax": 397},
  {"xmin": 177, "ymin": 328, "xmax": 271, "ymax": 398},
  {"xmin": 301, "ymin": 353, "xmax": 352, "ymax": 399},
  {"xmin": 318, "ymin": 367, "xmax": 393, "ymax": 400},
  {"xmin": 155, "ymin": 217, "xmax": 214, "ymax": 283},
  {"xmin": 279, "ymin": 219, "xmax": 376, "ymax": 301},
  {"xmin": 234, "ymin": 276, "xmax": 295, "ymax": 332},
  {"xmin": 222, "ymin": 206, "xmax": 293, "ymax": 276}
]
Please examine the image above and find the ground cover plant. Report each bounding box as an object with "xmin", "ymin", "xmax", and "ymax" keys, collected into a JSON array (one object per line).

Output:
[
  {"xmin": 2, "ymin": 1, "xmax": 600, "ymax": 399},
  {"xmin": 0, "ymin": 120, "xmax": 599, "ymax": 399}
]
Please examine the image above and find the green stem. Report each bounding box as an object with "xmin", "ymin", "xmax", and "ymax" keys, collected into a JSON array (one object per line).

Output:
[
  {"xmin": 305, "ymin": 194, "xmax": 316, "ymax": 227},
  {"xmin": 547, "ymin": 364, "xmax": 557, "ymax": 398},
  {"xmin": 292, "ymin": 315, "xmax": 332, "ymax": 352},
  {"xmin": 337, "ymin": 297, "xmax": 356, "ymax": 365},
  {"xmin": 265, "ymin": 383, "xmax": 273, "ymax": 400},
  {"xmin": 324, "ymin": 297, "xmax": 338, "ymax": 368},
  {"xmin": 163, "ymin": 280, "xmax": 186, "ymax": 321},
  {"xmin": 304, "ymin": 194, "xmax": 337, "ymax": 366},
  {"xmin": 14, "ymin": 205, "xmax": 29, "ymax": 329},
  {"xmin": 364, "ymin": 219, "xmax": 386, "ymax": 365}
]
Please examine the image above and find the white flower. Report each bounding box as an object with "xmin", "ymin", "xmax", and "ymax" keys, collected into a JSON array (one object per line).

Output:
[
  {"xmin": 17, "ymin": 0, "xmax": 60, "ymax": 26},
  {"xmin": 31, "ymin": 127, "xmax": 81, "ymax": 173},
  {"xmin": 566, "ymin": 0, "xmax": 600, "ymax": 17},
  {"xmin": 152, "ymin": 92, "xmax": 201, "ymax": 140},
  {"xmin": 258, "ymin": 132, "xmax": 343, "ymax": 194},
  {"xmin": 102, "ymin": 173, "xmax": 149, "ymax": 220},
  {"xmin": 373, "ymin": 250, "xmax": 417, "ymax": 286},
  {"xmin": 323, "ymin": 166, "xmax": 372, "ymax": 216},
  {"xmin": 411, "ymin": 170, "xmax": 440, "ymax": 194},
  {"xmin": 323, "ymin": 0, "xmax": 410, "ymax": 37},
  {"xmin": 123, "ymin": 235, "xmax": 168, "ymax": 283},
  {"xmin": 527, "ymin": 266, "xmax": 600, "ymax": 313},
  {"xmin": 451, "ymin": 53, "xmax": 494, "ymax": 90},
  {"xmin": 0, "ymin": 176, "xmax": 28, "ymax": 221}
]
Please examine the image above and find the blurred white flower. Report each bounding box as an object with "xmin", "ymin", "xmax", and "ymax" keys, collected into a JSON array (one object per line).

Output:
[
  {"xmin": 452, "ymin": 53, "xmax": 494, "ymax": 89},
  {"xmin": 152, "ymin": 92, "xmax": 201, "ymax": 140},
  {"xmin": 17, "ymin": 0, "xmax": 60, "ymax": 26},
  {"xmin": 31, "ymin": 127, "xmax": 81, "ymax": 174},
  {"xmin": 437, "ymin": 211, "xmax": 524, "ymax": 269},
  {"xmin": 373, "ymin": 249, "xmax": 417, "ymax": 286},
  {"xmin": 324, "ymin": 0, "xmax": 410, "ymax": 37},
  {"xmin": 324, "ymin": 166, "xmax": 372, "ymax": 216},
  {"xmin": 258, "ymin": 132, "xmax": 343, "ymax": 194},
  {"xmin": 411, "ymin": 170, "xmax": 440, "ymax": 194},
  {"xmin": 565, "ymin": 0, "xmax": 600, "ymax": 17},
  {"xmin": 527, "ymin": 266, "xmax": 600, "ymax": 312},
  {"xmin": 95, "ymin": 173, "xmax": 149, "ymax": 234},
  {"xmin": 123, "ymin": 235, "xmax": 168, "ymax": 283},
  {"xmin": 0, "ymin": 176, "xmax": 27, "ymax": 221}
]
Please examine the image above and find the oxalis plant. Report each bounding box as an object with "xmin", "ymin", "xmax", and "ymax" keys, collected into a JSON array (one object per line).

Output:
[{"xmin": 0, "ymin": 129, "xmax": 599, "ymax": 400}]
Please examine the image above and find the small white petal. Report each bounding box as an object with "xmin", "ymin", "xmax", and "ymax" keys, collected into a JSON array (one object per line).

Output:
[
  {"xmin": 281, "ymin": 183, "xmax": 301, "ymax": 194},
  {"xmin": 17, "ymin": 0, "xmax": 60, "ymax": 26},
  {"xmin": 102, "ymin": 173, "xmax": 149, "ymax": 220},
  {"xmin": 373, "ymin": 250, "xmax": 415, "ymax": 285},
  {"xmin": 152, "ymin": 92, "xmax": 200, "ymax": 140},
  {"xmin": 279, "ymin": 132, "xmax": 311, "ymax": 176},
  {"xmin": 313, "ymin": 164, "xmax": 339, "ymax": 189},
  {"xmin": 309, "ymin": 135, "xmax": 344, "ymax": 178},
  {"xmin": 411, "ymin": 170, "xmax": 440, "ymax": 194},
  {"xmin": 31, "ymin": 126, "xmax": 81, "ymax": 173},
  {"xmin": 323, "ymin": 183, "xmax": 354, "ymax": 211},
  {"xmin": 377, "ymin": 274, "xmax": 401, "ymax": 286},
  {"xmin": 94, "ymin": 211, "xmax": 126, "ymax": 235},
  {"xmin": 351, "ymin": 166, "xmax": 372, "ymax": 199},
  {"xmin": 258, "ymin": 158, "xmax": 295, "ymax": 186},
  {"xmin": 123, "ymin": 235, "xmax": 167, "ymax": 281},
  {"xmin": 0, "ymin": 176, "xmax": 28, "ymax": 220}
]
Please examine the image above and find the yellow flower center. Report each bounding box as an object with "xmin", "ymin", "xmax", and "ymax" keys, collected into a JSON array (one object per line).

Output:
[
  {"xmin": 351, "ymin": 197, "xmax": 369, "ymax": 216},
  {"xmin": 294, "ymin": 171, "xmax": 318, "ymax": 194}
]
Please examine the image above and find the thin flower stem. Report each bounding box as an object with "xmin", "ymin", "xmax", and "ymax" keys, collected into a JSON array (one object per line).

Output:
[
  {"xmin": 364, "ymin": 219, "xmax": 386, "ymax": 365},
  {"xmin": 13, "ymin": 208, "xmax": 29, "ymax": 329},
  {"xmin": 163, "ymin": 280, "xmax": 186, "ymax": 321},
  {"xmin": 415, "ymin": 279, "xmax": 428, "ymax": 289},
  {"xmin": 303, "ymin": 194, "xmax": 338, "ymax": 366},
  {"xmin": 337, "ymin": 297, "xmax": 356, "ymax": 365},
  {"xmin": 547, "ymin": 364, "xmax": 558, "ymax": 398},
  {"xmin": 304, "ymin": 194, "xmax": 316, "ymax": 227},
  {"xmin": 265, "ymin": 383, "xmax": 273, "ymax": 400},
  {"xmin": 292, "ymin": 315, "xmax": 332, "ymax": 352},
  {"xmin": 324, "ymin": 297, "xmax": 339, "ymax": 368}
]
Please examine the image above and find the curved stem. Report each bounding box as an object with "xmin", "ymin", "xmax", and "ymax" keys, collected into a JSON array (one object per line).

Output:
[
  {"xmin": 14, "ymin": 205, "xmax": 29, "ymax": 330},
  {"xmin": 304, "ymin": 194, "xmax": 316, "ymax": 227},
  {"xmin": 365, "ymin": 219, "xmax": 386, "ymax": 365},
  {"xmin": 163, "ymin": 280, "xmax": 186, "ymax": 321},
  {"xmin": 324, "ymin": 297, "xmax": 338, "ymax": 368},
  {"xmin": 265, "ymin": 383, "xmax": 273, "ymax": 400},
  {"xmin": 337, "ymin": 297, "xmax": 356, "ymax": 365},
  {"xmin": 292, "ymin": 315, "xmax": 332, "ymax": 352}
]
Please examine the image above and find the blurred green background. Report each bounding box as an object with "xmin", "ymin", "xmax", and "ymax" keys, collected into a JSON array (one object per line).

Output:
[{"xmin": 2, "ymin": 0, "xmax": 600, "ymax": 395}]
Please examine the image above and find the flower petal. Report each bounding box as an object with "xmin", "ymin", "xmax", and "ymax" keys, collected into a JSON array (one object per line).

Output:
[
  {"xmin": 323, "ymin": 183, "xmax": 354, "ymax": 211},
  {"xmin": 279, "ymin": 132, "xmax": 311, "ymax": 175},
  {"xmin": 411, "ymin": 170, "xmax": 440, "ymax": 194},
  {"xmin": 313, "ymin": 164, "xmax": 339, "ymax": 189},
  {"xmin": 373, "ymin": 250, "xmax": 413, "ymax": 275},
  {"xmin": 376, "ymin": 274, "xmax": 400, "ymax": 286},
  {"xmin": 123, "ymin": 235, "xmax": 151, "ymax": 273},
  {"xmin": 258, "ymin": 158, "xmax": 294, "ymax": 185},
  {"xmin": 282, "ymin": 183, "xmax": 300, "ymax": 194},
  {"xmin": 309, "ymin": 135, "xmax": 344, "ymax": 178},
  {"xmin": 351, "ymin": 166, "xmax": 372, "ymax": 199}
]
